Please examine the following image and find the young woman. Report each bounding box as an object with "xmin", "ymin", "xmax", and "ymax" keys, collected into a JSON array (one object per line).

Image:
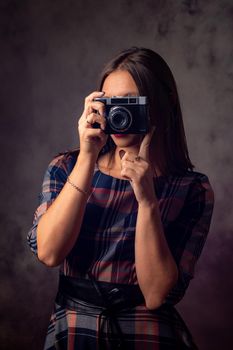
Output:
[{"xmin": 28, "ymin": 47, "xmax": 214, "ymax": 349}]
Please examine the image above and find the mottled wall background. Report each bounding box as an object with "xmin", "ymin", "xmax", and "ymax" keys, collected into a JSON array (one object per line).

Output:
[{"xmin": 0, "ymin": 0, "xmax": 232, "ymax": 349}]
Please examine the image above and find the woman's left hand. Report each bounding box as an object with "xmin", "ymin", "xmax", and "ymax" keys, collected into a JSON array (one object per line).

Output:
[{"xmin": 120, "ymin": 128, "xmax": 157, "ymax": 206}]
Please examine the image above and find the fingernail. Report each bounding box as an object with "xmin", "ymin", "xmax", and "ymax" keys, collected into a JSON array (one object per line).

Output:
[
  {"xmin": 99, "ymin": 91, "xmax": 105, "ymax": 95},
  {"xmin": 119, "ymin": 150, "xmax": 125, "ymax": 159}
]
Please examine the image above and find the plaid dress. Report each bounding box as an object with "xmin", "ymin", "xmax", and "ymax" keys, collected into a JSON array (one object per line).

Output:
[{"xmin": 27, "ymin": 150, "xmax": 214, "ymax": 349}]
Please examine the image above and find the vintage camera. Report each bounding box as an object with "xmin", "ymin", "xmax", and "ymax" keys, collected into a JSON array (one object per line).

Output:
[{"xmin": 93, "ymin": 96, "xmax": 149, "ymax": 134}]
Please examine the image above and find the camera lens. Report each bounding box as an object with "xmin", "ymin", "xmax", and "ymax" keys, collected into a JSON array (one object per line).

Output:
[{"xmin": 108, "ymin": 106, "xmax": 132, "ymax": 132}]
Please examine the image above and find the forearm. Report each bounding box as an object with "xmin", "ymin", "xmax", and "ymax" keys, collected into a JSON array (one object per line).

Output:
[
  {"xmin": 135, "ymin": 202, "xmax": 178, "ymax": 309},
  {"xmin": 37, "ymin": 153, "xmax": 96, "ymax": 266}
]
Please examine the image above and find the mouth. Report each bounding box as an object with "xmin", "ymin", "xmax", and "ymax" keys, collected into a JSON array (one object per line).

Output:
[{"xmin": 113, "ymin": 134, "xmax": 127, "ymax": 138}]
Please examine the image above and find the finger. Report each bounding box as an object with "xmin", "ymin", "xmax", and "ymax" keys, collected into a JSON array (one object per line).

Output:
[
  {"xmin": 83, "ymin": 128, "xmax": 107, "ymax": 143},
  {"xmin": 84, "ymin": 91, "xmax": 105, "ymax": 107},
  {"xmin": 79, "ymin": 92, "xmax": 105, "ymax": 126},
  {"xmin": 134, "ymin": 156, "xmax": 142, "ymax": 162},
  {"xmin": 121, "ymin": 167, "xmax": 137, "ymax": 181},
  {"xmin": 86, "ymin": 101, "xmax": 105, "ymax": 117},
  {"xmin": 121, "ymin": 159, "xmax": 147, "ymax": 174},
  {"xmin": 119, "ymin": 150, "xmax": 146, "ymax": 165},
  {"xmin": 86, "ymin": 113, "xmax": 106, "ymax": 130},
  {"xmin": 138, "ymin": 126, "xmax": 156, "ymax": 161},
  {"xmin": 79, "ymin": 112, "xmax": 104, "ymax": 127},
  {"xmin": 121, "ymin": 151, "xmax": 137, "ymax": 162}
]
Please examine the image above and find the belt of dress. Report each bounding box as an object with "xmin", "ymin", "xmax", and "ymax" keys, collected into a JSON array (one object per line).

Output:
[
  {"xmin": 55, "ymin": 273, "xmax": 145, "ymax": 349},
  {"xmin": 55, "ymin": 274, "xmax": 198, "ymax": 350}
]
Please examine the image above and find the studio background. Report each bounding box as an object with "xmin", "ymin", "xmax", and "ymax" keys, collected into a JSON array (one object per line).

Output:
[{"xmin": 1, "ymin": 0, "xmax": 232, "ymax": 349}]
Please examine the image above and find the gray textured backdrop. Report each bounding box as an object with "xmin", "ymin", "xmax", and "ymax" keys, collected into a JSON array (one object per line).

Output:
[{"xmin": 1, "ymin": 0, "xmax": 232, "ymax": 349}]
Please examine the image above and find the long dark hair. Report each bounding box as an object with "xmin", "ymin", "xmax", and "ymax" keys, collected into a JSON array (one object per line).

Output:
[{"xmin": 98, "ymin": 47, "xmax": 194, "ymax": 176}]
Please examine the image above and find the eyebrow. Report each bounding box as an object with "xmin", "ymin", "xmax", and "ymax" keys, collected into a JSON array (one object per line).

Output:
[
  {"xmin": 105, "ymin": 92, "xmax": 139, "ymax": 97},
  {"xmin": 123, "ymin": 92, "xmax": 139, "ymax": 96}
]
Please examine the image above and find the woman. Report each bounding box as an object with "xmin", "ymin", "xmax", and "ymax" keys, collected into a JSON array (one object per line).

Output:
[{"xmin": 28, "ymin": 47, "xmax": 214, "ymax": 349}]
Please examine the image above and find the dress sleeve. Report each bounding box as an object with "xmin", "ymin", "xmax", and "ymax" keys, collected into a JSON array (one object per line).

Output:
[
  {"xmin": 27, "ymin": 154, "xmax": 68, "ymax": 255},
  {"xmin": 163, "ymin": 174, "xmax": 215, "ymax": 305}
]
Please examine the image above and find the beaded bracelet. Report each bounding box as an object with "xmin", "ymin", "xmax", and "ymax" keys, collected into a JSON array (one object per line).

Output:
[{"xmin": 67, "ymin": 176, "xmax": 88, "ymax": 195}]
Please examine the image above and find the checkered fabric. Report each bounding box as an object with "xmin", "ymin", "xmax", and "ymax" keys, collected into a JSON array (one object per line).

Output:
[{"xmin": 27, "ymin": 150, "xmax": 214, "ymax": 349}]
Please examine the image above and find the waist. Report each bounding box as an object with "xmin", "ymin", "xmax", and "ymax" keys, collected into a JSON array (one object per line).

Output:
[
  {"xmin": 55, "ymin": 274, "xmax": 198, "ymax": 349},
  {"xmin": 56, "ymin": 274, "xmax": 145, "ymax": 312}
]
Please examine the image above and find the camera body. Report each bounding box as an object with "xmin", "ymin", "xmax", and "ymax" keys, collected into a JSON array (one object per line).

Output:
[{"xmin": 94, "ymin": 96, "xmax": 149, "ymax": 134}]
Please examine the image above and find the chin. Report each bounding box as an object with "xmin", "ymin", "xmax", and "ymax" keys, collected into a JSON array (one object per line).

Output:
[{"xmin": 111, "ymin": 134, "xmax": 142, "ymax": 148}]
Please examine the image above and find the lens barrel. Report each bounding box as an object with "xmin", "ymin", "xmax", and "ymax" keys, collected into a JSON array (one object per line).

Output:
[{"xmin": 108, "ymin": 106, "xmax": 132, "ymax": 132}]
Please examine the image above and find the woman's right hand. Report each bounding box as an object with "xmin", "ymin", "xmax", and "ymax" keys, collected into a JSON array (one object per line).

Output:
[{"xmin": 78, "ymin": 91, "xmax": 108, "ymax": 159}]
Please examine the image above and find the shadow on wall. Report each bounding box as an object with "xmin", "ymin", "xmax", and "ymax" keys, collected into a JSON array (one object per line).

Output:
[{"xmin": 0, "ymin": 213, "xmax": 58, "ymax": 350}]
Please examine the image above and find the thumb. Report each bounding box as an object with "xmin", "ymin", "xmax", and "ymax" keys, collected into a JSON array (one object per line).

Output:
[{"xmin": 138, "ymin": 126, "xmax": 156, "ymax": 161}]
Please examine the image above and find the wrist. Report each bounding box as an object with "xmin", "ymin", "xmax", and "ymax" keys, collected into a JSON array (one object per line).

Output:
[
  {"xmin": 138, "ymin": 199, "xmax": 159, "ymax": 211},
  {"xmin": 72, "ymin": 153, "xmax": 96, "ymax": 176},
  {"xmin": 77, "ymin": 151, "xmax": 98, "ymax": 166}
]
